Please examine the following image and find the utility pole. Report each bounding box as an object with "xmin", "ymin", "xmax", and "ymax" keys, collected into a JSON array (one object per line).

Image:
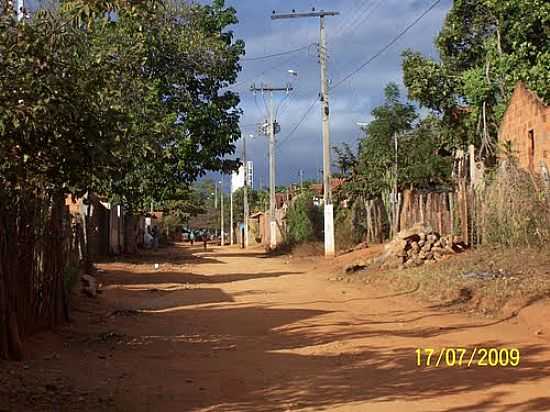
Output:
[
  {"xmin": 272, "ymin": 9, "xmax": 339, "ymax": 256},
  {"xmin": 394, "ymin": 132, "xmax": 399, "ymax": 237},
  {"xmin": 219, "ymin": 179, "xmax": 224, "ymax": 246},
  {"xmin": 214, "ymin": 181, "xmax": 218, "ymax": 209},
  {"xmin": 243, "ymin": 134, "xmax": 251, "ymax": 248},
  {"xmin": 230, "ymin": 183, "xmax": 234, "ymax": 246},
  {"xmin": 299, "ymin": 169, "xmax": 304, "ymax": 191},
  {"xmin": 250, "ymin": 83, "xmax": 293, "ymax": 249}
]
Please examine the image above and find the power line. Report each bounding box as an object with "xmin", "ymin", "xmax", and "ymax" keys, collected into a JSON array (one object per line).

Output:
[
  {"xmin": 332, "ymin": 0, "xmax": 373, "ymax": 37},
  {"xmin": 241, "ymin": 44, "xmax": 313, "ymax": 61},
  {"xmin": 334, "ymin": 0, "xmax": 381, "ymax": 39},
  {"xmin": 228, "ymin": 44, "xmax": 315, "ymax": 91},
  {"xmin": 276, "ymin": 94, "xmax": 319, "ymax": 149},
  {"xmin": 331, "ymin": 0, "xmax": 443, "ymax": 90}
]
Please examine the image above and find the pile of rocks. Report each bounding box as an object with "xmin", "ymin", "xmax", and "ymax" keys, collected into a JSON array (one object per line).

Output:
[{"xmin": 380, "ymin": 223, "xmax": 465, "ymax": 270}]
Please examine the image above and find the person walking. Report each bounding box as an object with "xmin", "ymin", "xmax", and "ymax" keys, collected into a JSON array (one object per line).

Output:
[{"xmin": 189, "ymin": 231, "xmax": 195, "ymax": 245}]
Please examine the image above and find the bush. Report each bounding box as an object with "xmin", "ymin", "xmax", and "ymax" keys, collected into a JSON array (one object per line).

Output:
[
  {"xmin": 287, "ymin": 194, "xmax": 319, "ymax": 245},
  {"xmin": 335, "ymin": 208, "xmax": 354, "ymax": 251},
  {"xmin": 482, "ymin": 160, "xmax": 550, "ymax": 247}
]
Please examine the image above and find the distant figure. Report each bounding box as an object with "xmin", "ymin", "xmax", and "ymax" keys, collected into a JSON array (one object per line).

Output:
[
  {"xmin": 189, "ymin": 231, "xmax": 195, "ymax": 245},
  {"xmin": 203, "ymin": 232, "xmax": 208, "ymax": 251}
]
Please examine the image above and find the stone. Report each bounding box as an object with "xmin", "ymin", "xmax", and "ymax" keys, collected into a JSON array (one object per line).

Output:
[
  {"xmin": 427, "ymin": 234, "xmax": 438, "ymax": 244},
  {"xmin": 397, "ymin": 223, "xmax": 433, "ymax": 240}
]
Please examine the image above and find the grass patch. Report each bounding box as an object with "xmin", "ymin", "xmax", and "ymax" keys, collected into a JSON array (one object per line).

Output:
[{"xmin": 354, "ymin": 246, "xmax": 550, "ymax": 316}]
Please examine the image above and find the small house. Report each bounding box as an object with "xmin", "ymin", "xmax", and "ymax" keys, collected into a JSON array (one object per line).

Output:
[{"xmin": 498, "ymin": 82, "xmax": 550, "ymax": 173}]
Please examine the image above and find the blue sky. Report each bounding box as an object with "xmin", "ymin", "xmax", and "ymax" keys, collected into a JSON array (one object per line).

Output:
[
  {"xmin": 222, "ymin": 0, "xmax": 452, "ymax": 189},
  {"xmin": 27, "ymin": 0, "xmax": 452, "ymax": 189}
]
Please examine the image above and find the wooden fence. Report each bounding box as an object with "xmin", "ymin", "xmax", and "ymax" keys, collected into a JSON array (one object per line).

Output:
[{"xmin": 0, "ymin": 189, "xmax": 70, "ymax": 360}]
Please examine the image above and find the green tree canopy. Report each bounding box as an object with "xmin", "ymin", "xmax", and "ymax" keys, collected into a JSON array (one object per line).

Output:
[{"xmin": 402, "ymin": 0, "xmax": 549, "ymax": 158}]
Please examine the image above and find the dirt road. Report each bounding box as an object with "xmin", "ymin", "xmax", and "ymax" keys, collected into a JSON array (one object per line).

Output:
[{"xmin": 3, "ymin": 244, "xmax": 550, "ymax": 411}]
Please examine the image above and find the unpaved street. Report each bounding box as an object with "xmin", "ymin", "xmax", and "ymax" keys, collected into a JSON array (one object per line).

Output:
[{"xmin": 4, "ymin": 244, "xmax": 550, "ymax": 412}]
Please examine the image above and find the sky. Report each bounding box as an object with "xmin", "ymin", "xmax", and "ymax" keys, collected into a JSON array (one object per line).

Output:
[
  {"xmin": 26, "ymin": 0, "xmax": 452, "ymax": 190},
  {"xmin": 221, "ymin": 0, "xmax": 452, "ymax": 189}
]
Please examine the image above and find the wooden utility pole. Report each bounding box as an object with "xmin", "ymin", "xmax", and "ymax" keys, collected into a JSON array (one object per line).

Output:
[
  {"xmin": 250, "ymin": 83, "xmax": 293, "ymax": 249},
  {"xmin": 272, "ymin": 9, "xmax": 339, "ymax": 256}
]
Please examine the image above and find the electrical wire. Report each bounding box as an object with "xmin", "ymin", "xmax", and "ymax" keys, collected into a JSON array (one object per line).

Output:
[
  {"xmin": 241, "ymin": 44, "xmax": 313, "ymax": 61},
  {"xmin": 276, "ymin": 94, "xmax": 319, "ymax": 149},
  {"xmin": 332, "ymin": 0, "xmax": 373, "ymax": 38},
  {"xmin": 330, "ymin": 0, "xmax": 443, "ymax": 91}
]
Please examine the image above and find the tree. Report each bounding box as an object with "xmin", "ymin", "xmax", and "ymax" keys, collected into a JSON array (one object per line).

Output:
[
  {"xmin": 0, "ymin": 0, "xmax": 246, "ymax": 359},
  {"xmin": 402, "ymin": 0, "xmax": 549, "ymax": 158},
  {"xmin": 287, "ymin": 194, "xmax": 317, "ymax": 244},
  {"xmin": 82, "ymin": 0, "xmax": 245, "ymax": 210},
  {"xmin": 350, "ymin": 83, "xmax": 417, "ymax": 198}
]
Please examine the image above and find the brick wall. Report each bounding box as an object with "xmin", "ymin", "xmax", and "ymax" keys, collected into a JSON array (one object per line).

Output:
[{"xmin": 498, "ymin": 82, "xmax": 550, "ymax": 172}]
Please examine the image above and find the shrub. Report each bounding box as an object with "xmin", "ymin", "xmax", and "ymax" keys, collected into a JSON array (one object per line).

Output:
[
  {"xmin": 482, "ymin": 160, "xmax": 550, "ymax": 247},
  {"xmin": 287, "ymin": 194, "xmax": 317, "ymax": 244}
]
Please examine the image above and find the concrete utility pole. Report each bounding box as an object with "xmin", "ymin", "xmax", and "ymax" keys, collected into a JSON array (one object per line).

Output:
[
  {"xmin": 299, "ymin": 169, "xmax": 304, "ymax": 190},
  {"xmin": 230, "ymin": 184, "xmax": 233, "ymax": 246},
  {"xmin": 250, "ymin": 83, "xmax": 293, "ymax": 249},
  {"xmin": 393, "ymin": 132, "xmax": 399, "ymax": 237},
  {"xmin": 219, "ymin": 179, "xmax": 224, "ymax": 246},
  {"xmin": 242, "ymin": 134, "xmax": 253, "ymax": 249},
  {"xmin": 214, "ymin": 181, "xmax": 218, "ymax": 209},
  {"xmin": 272, "ymin": 9, "xmax": 339, "ymax": 256}
]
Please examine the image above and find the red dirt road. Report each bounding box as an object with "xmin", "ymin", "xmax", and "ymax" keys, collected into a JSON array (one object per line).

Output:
[{"xmin": 3, "ymin": 244, "xmax": 550, "ymax": 411}]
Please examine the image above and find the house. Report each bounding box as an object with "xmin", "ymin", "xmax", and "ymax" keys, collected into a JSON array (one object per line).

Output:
[{"xmin": 498, "ymin": 82, "xmax": 550, "ymax": 173}]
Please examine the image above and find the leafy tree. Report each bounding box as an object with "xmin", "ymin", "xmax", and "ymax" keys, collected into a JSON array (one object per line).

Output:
[
  {"xmin": 0, "ymin": 7, "xmax": 125, "ymax": 194},
  {"xmin": 334, "ymin": 84, "xmax": 453, "ymax": 205},
  {"xmin": 348, "ymin": 83, "xmax": 417, "ymax": 198},
  {"xmin": 287, "ymin": 193, "xmax": 316, "ymax": 244},
  {"xmin": 402, "ymin": 0, "xmax": 549, "ymax": 158},
  {"xmin": 82, "ymin": 0, "xmax": 245, "ymax": 211}
]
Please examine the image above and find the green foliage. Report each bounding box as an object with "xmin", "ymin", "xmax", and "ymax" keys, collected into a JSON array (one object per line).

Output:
[
  {"xmin": 1, "ymin": 1, "xmax": 244, "ymax": 216},
  {"xmin": 402, "ymin": 0, "xmax": 550, "ymax": 157},
  {"xmin": 482, "ymin": 161, "xmax": 550, "ymax": 247},
  {"xmin": 286, "ymin": 193, "xmax": 319, "ymax": 244},
  {"xmin": 0, "ymin": 8, "xmax": 125, "ymax": 192},
  {"xmin": 335, "ymin": 83, "xmax": 452, "ymax": 200},
  {"xmin": 334, "ymin": 207, "xmax": 355, "ymax": 251},
  {"xmin": 231, "ymin": 187, "xmax": 261, "ymax": 218}
]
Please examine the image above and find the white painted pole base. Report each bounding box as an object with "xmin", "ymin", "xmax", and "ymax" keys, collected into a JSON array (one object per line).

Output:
[
  {"xmin": 324, "ymin": 204, "xmax": 335, "ymax": 257},
  {"xmin": 270, "ymin": 220, "xmax": 277, "ymax": 249}
]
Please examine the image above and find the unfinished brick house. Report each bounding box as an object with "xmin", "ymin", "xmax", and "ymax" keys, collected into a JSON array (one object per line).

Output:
[{"xmin": 498, "ymin": 82, "xmax": 550, "ymax": 173}]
